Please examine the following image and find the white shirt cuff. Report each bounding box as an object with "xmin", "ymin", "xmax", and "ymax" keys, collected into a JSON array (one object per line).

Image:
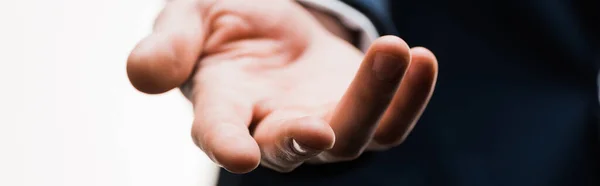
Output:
[{"xmin": 296, "ymin": 0, "xmax": 380, "ymax": 52}]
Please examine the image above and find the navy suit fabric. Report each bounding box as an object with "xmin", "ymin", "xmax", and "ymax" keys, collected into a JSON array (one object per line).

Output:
[{"xmin": 218, "ymin": 1, "xmax": 600, "ymax": 185}]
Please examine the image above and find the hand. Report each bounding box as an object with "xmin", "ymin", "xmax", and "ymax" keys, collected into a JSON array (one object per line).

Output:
[{"xmin": 127, "ymin": 0, "xmax": 438, "ymax": 173}]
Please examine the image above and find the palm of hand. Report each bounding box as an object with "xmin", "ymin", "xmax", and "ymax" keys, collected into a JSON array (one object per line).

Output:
[
  {"xmin": 128, "ymin": 0, "xmax": 438, "ymax": 173},
  {"xmin": 189, "ymin": 0, "xmax": 361, "ymax": 107}
]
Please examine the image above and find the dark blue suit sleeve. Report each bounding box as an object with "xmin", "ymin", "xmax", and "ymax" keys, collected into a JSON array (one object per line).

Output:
[{"xmin": 340, "ymin": 0, "xmax": 399, "ymax": 36}]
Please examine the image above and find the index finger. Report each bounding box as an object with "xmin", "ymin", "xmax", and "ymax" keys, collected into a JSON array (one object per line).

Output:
[{"xmin": 189, "ymin": 74, "xmax": 261, "ymax": 173}]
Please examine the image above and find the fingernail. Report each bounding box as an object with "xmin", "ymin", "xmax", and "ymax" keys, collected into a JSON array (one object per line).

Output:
[
  {"xmin": 290, "ymin": 139, "xmax": 318, "ymax": 156},
  {"xmin": 372, "ymin": 53, "xmax": 406, "ymax": 81},
  {"xmin": 291, "ymin": 139, "xmax": 308, "ymax": 154}
]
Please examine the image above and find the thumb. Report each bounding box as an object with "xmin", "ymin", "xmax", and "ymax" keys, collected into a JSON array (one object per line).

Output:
[{"xmin": 127, "ymin": 0, "xmax": 208, "ymax": 94}]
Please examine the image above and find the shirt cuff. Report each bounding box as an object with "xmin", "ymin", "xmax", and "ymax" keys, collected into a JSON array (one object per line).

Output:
[{"xmin": 296, "ymin": 0, "xmax": 380, "ymax": 52}]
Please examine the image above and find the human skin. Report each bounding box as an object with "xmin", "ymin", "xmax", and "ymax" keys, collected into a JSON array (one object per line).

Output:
[{"xmin": 127, "ymin": 0, "xmax": 439, "ymax": 173}]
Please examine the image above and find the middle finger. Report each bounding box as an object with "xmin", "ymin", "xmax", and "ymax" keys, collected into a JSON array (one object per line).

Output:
[{"xmin": 324, "ymin": 36, "xmax": 411, "ymax": 160}]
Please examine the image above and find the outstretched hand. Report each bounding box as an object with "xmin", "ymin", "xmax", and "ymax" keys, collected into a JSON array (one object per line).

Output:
[{"xmin": 127, "ymin": 0, "xmax": 438, "ymax": 173}]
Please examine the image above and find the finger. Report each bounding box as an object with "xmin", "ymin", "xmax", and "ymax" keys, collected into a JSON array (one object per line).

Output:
[
  {"xmin": 325, "ymin": 36, "xmax": 411, "ymax": 160},
  {"xmin": 372, "ymin": 47, "xmax": 439, "ymax": 148},
  {"xmin": 253, "ymin": 109, "xmax": 335, "ymax": 172},
  {"xmin": 190, "ymin": 83, "xmax": 260, "ymax": 174},
  {"xmin": 127, "ymin": 0, "xmax": 207, "ymax": 94}
]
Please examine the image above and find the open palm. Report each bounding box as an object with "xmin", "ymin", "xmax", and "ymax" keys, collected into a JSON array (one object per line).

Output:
[{"xmin": 127, "ymin": 0, "xmax": 438, "ymax": 173}]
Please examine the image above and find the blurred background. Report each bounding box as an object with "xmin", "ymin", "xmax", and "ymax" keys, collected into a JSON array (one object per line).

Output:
[{"xmin": 0, "ymin": 0, "xmax": 218, "ymax": 185}]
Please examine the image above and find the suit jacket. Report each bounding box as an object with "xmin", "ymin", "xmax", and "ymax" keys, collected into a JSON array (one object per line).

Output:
[{"xmin": 218, "ymin": 0, "xmax": 600, "ymax": 185}]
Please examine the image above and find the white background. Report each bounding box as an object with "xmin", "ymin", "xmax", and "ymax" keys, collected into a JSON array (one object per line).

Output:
[{"xmin": 0, "ymin": 0, "xmax": 219, "ymax": 185}]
